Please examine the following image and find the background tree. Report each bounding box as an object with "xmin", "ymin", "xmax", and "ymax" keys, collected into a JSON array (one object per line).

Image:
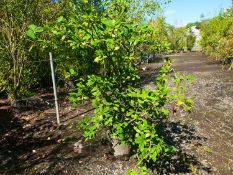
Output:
[
  {"xmin": 0, "ymin": 0, "xmax": 65, "ymax": 98},
  {"xmin": 186, "ymin": 29, "xmax": 196, "ymax": 51},
  {"xmin": 199, "ymin": 7, "xmax": 233, "ymax": 62}
]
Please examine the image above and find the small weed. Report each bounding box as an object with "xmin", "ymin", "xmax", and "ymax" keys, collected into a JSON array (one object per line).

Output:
[
  {"xmin": 189, "ymin": 163, "xmax": 197, "ymax": 174},
  {"xmin": 200, "ymin": 146, "xmax": 212, "ymax": 154}
]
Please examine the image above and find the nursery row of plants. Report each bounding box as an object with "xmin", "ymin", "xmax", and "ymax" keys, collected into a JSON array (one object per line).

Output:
[
  {"xmin": 1, "ymin": 0, "xmax": 233, "ymax": 174},
  {"xmin": 0, "ymin": 0, "xmax": 196, "ymax": 174},
  {"xmin": 0, "ymin": 0, "xmax": 196, "ymax": 99},
  {"xmin": 199, "ymin": 8, "xmax": 233, "ymax": 67}
]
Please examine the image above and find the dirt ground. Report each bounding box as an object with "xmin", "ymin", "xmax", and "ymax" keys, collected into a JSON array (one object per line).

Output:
[
  {"xmin": 171, "ymin": 52, "xmax": 233, "ymax": 175},
  {"xmin": 0, "ymin": 52, "xmax": 232, "ymax": 175}
]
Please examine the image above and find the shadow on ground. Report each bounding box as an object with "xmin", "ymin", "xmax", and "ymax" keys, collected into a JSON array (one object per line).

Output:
[
  {"xmin": 0, "ymin": 101, "xmax": 104, "ymax": 175},
  {"xmin": 0, "ymin": 100, "xmax": 212, "ymax": 175},
  {"xmin": 148, "ymin": 120, "xmax": 211, "ymax": 174},
  {"xmin": 0, "ymin": 108, "xmax": 211, "ymax": 175}
]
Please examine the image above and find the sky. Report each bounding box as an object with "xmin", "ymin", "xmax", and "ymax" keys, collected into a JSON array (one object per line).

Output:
[{"xmin": 163, "ymin": 0, "xmax": 232, "ymax": 27}]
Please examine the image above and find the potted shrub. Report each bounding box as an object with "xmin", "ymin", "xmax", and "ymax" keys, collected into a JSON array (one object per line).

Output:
[
  {"xmin": 71, "ymin": 60, "xmax": 193, "ymax": 173},
  {"xmin": 65, "ymin": 1, "xmax": 194, "ymax": 173},
  {"xmin": 26, "ymin": 1, "xmax": 193, "ymax": 173}
]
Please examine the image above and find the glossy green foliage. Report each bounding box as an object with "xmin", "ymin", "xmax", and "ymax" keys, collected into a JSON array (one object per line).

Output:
[
  {"xmin": 147, "ymin": 17, "xmax": 172, "ymax": 54},
  {"xmin": 27, "ymin": 0, "xmax": 193, "ymax": 173},
  {"xmin": 167, "ymin": 25, "xmax": 196, "ymax": 52},
  {"xmin": 199, "ymin": 8, "xmax": 233, "ymax": 62},
  {"xmin": 70, "ymin": 60, "xmax": 193, "ymax": 169},
  {"xmin": 0, "ymin": 0, "xmax": 66, "ymax": 98}
]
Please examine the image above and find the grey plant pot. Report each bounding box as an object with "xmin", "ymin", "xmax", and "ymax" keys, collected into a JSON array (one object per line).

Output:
[{"xmin": 112, "ymin": 139, "xmax": 130, "ymax": 156}]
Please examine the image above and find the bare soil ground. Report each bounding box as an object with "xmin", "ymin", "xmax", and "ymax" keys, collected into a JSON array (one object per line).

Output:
[
  {"xmin": 0, "ymin": 52, "xmax": 232, "ymax": 175},
  {"xmin": 171, "ymin": 52, "xmax": 233, "ymax": 175}
]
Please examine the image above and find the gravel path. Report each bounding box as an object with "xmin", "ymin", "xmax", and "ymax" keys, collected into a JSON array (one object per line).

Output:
[{"xmin": 170, "ymin": 52, "xmax": 233, "ymax": 175}]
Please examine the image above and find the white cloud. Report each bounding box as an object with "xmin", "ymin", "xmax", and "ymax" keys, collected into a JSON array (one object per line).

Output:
[{"xmin": 164, "ymin": 10, "xmax": 177, "ymax": 16}]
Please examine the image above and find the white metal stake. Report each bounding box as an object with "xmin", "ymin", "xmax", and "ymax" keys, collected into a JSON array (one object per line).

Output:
[{"xmin": 49, "ymin": 52, "xmax": 60, "ymax": 125}]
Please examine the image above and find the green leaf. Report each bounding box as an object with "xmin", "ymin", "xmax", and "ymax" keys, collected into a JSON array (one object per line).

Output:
[
  {"xmin": 29, "ymin": 24, "xmax": 37, "ymax": 31},
  {"xmin": 52, "ymin": 30, "xmax": 60, "ymax": 35},
  {"xmin": 26, "ymin": 30, "xmax": 36, "ymax": 39},
  {"xmin": 35, "ymin": 26, "xmax": 44, "ymax": 33},
  {"xmin": 106, "ymin": 39, "xmax": 114, "ymax": 49},
  {"xmin": 94, "ymin": 56, "xmax": 102, "ymax": 63},
  {"xmin": 177, "ymin": 100, "xmax": 183, "ymax": 106},
  {"xmin": 101, "ymin": 18, "xmax": 112, "ymax": 26},
  {"xmin": 69, "ymin": 69, "xmax": 76, "ymax": 75},
  {"xmin": 114, "ymin": 46, "xmax": 120, "ymax": 50},
  {"xmin": 57, "ymin": 16, "xmax": 65, "ymax": 23}
]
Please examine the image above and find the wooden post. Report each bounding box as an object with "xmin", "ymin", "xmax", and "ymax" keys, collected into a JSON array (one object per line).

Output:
[{"xmin": 49, "ymin": 52, "xmax": 60, "ymax": 125}]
